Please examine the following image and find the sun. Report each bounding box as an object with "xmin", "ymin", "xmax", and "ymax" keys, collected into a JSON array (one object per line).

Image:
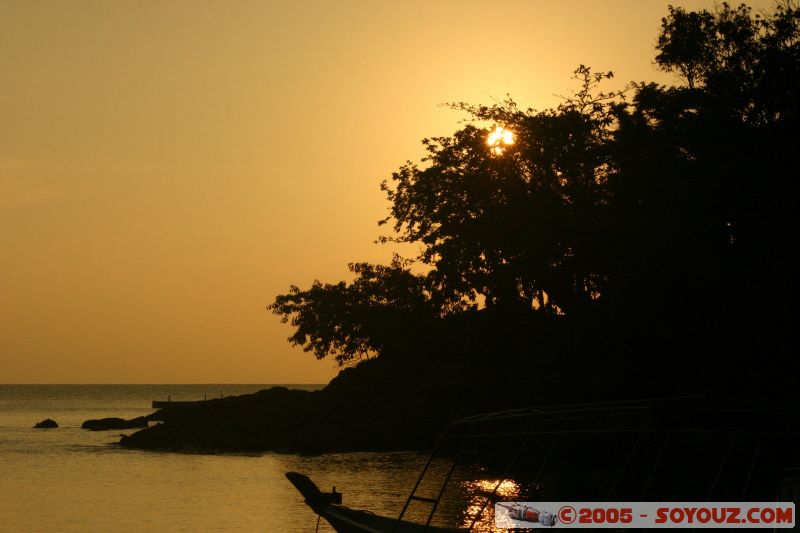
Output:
[{"xmin": 487, "ymin": 126, "xmax": 515, "ymax": 155}]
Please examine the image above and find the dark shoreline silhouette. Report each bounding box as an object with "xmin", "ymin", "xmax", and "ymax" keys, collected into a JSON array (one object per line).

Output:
[
  {"xmin": 123, "ymin": 2, "xmax": 799, "ymax": 455},
  {"xmin": 118, "ymin": 335, "xmax": 798, "ymax": 454},
  {"xmin": 82, "ymin": 416, "xmax": 149, "ymax": 431}
]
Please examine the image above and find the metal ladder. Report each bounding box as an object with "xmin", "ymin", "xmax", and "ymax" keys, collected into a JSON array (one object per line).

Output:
[
  {"xmin": 392, "ymin": 438, "xmax": 466, "ymax": 532},
  {"xmin": 393, "ymin": 432, "xmax": 536, "ymax": 531}
]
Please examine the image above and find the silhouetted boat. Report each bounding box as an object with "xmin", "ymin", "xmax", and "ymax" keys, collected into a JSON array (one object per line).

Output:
[
  {"xmin": 286, "ymin": 472, "xmax": 463, "ymax": 532},
  {"xmin": 288, "ymin": 396, "xmax": 800, "ymax": 532}
]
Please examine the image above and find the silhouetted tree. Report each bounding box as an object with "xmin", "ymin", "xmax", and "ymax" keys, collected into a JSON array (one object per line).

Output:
[
  {"xmin": 605, "ymin": 1, "xmax": 799, "ymax": 387},
  {"xmin": 269, "ymin": 257, "xmax": 435, "ymax": 366},
  {"xmin": 382, "ymin": 66, "xmax": 620, "ymax": 316},
  {"xmin": 271, "ymin": 1, "xmax": 798, "ymax": 395}
]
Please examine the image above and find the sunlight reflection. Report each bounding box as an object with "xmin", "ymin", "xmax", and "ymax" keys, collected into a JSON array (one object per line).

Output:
[{"xmin": 460, "ymin": 478, "xmax": 521, "ymax": 532}]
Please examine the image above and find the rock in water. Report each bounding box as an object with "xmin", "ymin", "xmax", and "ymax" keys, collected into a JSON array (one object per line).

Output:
[
  {"xmin": 81, "ymin": 416, "xmax": 149, "ymax": 431},
  {"xmin": 34, "ymin": 419, "xmax": 58, "ymax": 428}
]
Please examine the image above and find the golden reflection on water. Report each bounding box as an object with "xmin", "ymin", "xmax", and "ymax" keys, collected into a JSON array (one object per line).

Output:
[{"xmin": 459, "ymin": 478, "xmax": 521, "ymax": 532}]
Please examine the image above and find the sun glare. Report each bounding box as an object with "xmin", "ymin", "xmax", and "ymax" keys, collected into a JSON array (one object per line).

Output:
[{"xmin": 487, "ymin": 126, "xmax": 515, "ymax": 155}]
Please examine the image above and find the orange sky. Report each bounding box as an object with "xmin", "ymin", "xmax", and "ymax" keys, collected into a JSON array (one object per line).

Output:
[{"xmin": 0, "ymin": 0, "xmax": 775, "ymax": 384}]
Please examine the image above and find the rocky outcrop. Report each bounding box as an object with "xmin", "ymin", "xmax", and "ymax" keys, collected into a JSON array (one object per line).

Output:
[
  {"xmin": 119, "ymin": 375, "xmax": 456, "ymax": 454},
  {"xmin": 116, "ymin": 329, "xmax": 623, "ymax": 454},
  {"xmin": 34, "ymin": 418, "xmax": 58, "ymax": 428},
  {"xmin": 82, "ymin": 416, "xmax": 149, "ymax": 431},
  {"xmin": 117, "ymin": 351, "xmax": 536, "ymax": 454}
]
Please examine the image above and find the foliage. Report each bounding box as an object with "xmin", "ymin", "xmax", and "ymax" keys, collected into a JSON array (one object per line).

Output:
[
  {"xmin": 380, "ymin": 66, "xmax": 621, "ymax": 315},
  {"xmin": 656, "ymin": 2, "xmax": 800, "ymax": 123},
  {"xmin": 269, "ymin": 257, "xmax": 434, "ymax": 366},
  {"xmin": 271, "ymin": 2, "xmax": 799, "ymax": 376}
]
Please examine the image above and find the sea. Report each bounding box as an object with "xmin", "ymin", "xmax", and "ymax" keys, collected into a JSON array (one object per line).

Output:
[{"xmin": 0, "ymin": 385, "xmax": 504, "ymax": 532}]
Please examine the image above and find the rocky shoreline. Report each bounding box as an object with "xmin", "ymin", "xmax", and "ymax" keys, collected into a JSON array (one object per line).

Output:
[
  {"xmin": 119, "ymin": 386, "xmax": 446, "ymax": 454},
  {"xmin": 118, "ymin": 373, "xmax": 455, "ymax": 454},
  {"xmin": 115, "ymin": 337, "xmax": 636, "ymax": 454},
  {"xmin": 118, "ymin": 346, "xmax": 512, "ymax": 453},
  {"xmin": 83, "ymin": 416, "xmax": 149, "ymax": 431}
]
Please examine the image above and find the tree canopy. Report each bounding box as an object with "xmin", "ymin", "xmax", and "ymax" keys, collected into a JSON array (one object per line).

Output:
[
  {"xmin": 270, "ymin": 257, "xmax": 436, "ymax": 365},
  {"xmin": 270, "ymin": 2, "xmax": 799, "ymax": 393}
]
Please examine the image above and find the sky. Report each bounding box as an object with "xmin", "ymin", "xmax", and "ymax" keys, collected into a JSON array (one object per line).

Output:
[{"xmin": 0, "ymin": 0, "xmax": 777, "ymax": 384}]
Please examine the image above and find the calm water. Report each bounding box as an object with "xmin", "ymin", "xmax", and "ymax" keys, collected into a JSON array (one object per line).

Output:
[{"xmin": 0, "ymin": 385, "xmax": 504, "ymax": 532}]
